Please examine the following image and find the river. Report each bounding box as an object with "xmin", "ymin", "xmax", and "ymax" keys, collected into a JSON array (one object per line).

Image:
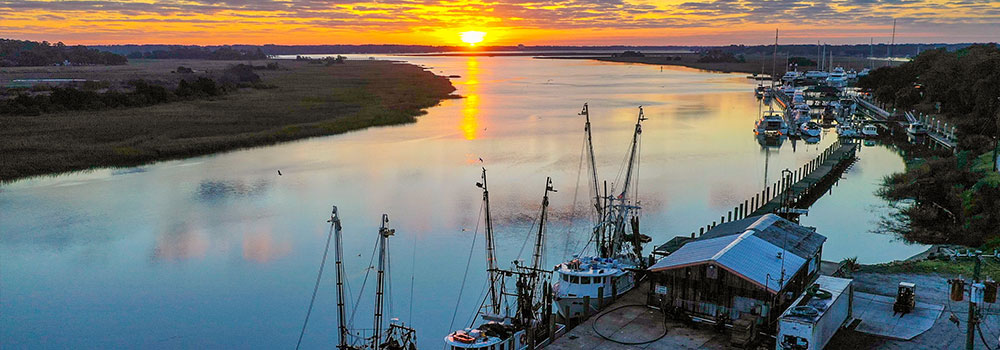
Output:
[{"xmin": 0, "ymin": 55, "xmax": 926, "ymax": 349}]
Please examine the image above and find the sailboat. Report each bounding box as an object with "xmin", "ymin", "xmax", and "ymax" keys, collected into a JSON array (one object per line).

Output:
[
  {"xmin": 552, "ymin": 104, "xmax": 650, "ymax": 321},
  {"xmin": 325, "ymin": 207, "xmax": 418, "ymax": 350},
  {"xmin": 444, "ymin": 171, "xmax": 565, "ymax": 350}
]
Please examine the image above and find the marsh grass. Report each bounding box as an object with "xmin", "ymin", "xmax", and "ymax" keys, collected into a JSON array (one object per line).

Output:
[{"xmin": 0, "ymin": 59, "xmax": 457, "ymax": 182}]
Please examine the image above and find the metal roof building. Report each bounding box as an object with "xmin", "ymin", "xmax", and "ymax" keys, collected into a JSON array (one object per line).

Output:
[
  {"xmin": 646, "ymin": 214, "xmax": 827, "ymax": 326},
  {"xmin": 649, "ymin": 214, "xmax": 825, "ymax": 293}
]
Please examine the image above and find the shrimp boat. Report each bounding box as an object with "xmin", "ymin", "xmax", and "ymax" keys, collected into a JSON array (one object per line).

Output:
[
  {"xmin": 552, "ymin": 104, "xmax": 650, "ymax": 321},
  {"xmin": 861, "ymin": 124, "xmax": 879, "ymax": 138},
  {"xmin": 444, "ymin": 171, "xmax": 565, "ymax": 350},
  {"xmin": 325, "ymin": 207, "xmax": 418, "ymax": 350}
]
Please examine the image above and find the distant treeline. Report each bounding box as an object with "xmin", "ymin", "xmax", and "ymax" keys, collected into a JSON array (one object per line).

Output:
[
  {"xmin": 0, "ymin": 38, "xmax": 127, "ymax": 67},
  {"xmin": 90, "ymin": 43, "xmax": 981, "ymax": 58},
  {"xmin": 1, "ymin": 64, "xmax": 264, "ymax": 116},
  {"xmin": 123, "ymin": 46, "xmax": 268, "ymax": 60}
]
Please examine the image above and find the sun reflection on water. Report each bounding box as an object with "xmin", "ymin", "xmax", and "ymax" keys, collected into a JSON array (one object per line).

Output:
[{"xmin": 460, "ymin": 57, "xmax": 480, "ymax": 140}]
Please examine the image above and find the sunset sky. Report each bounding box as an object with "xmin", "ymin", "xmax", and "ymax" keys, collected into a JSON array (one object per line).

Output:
[{"xmin": 2, "ymin": 0, "xmax": 998, "ymax": 46}]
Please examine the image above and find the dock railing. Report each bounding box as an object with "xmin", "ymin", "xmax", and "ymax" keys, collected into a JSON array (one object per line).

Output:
[{"xmin": 681, "ymin": 140, "xmax": 858, "ymax": 239}]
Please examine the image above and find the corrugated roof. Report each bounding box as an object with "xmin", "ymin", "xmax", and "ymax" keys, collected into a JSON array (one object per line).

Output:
[{"xmin": 648, "ymin": 214, "xmax": 824, "ymax": 294}]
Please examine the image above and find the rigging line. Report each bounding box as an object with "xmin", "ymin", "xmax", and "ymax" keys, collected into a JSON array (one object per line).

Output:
[
  {"xmin": 515, "ymin": 211, "xmax": 540, "ymax": 262},
  {"xmin": 294, "ymin": 220, "xmax": 335, "ymax": 350},
  {"xmin": 408, "ymin": 236, "xmax": 417, "ymax": 325},
  {"xmin": 566, "ymin": 129, "xmax": 588, "ymax": 259},
  {"xmin": 448, "ymin": 199, "xmax": 485, "ymax": 333},
  {"xmin": 980, "ymin": 325, "xmax": 996, "ymax": 350},
  {"xmin": 466, "ymin": 277, "xmax": 493, "ymax": 328},
  {"xmin": 349, "ymin": 236, "xmax": 380, "ymax": 325}
]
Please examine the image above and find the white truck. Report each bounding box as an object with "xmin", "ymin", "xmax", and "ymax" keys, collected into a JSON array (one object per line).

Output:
[{"xmin": 776, "ymin": 276, "xmax": 853, "ymax": 350}]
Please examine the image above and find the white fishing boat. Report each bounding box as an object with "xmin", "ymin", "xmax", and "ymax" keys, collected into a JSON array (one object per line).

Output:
[
  {"xmin": 553, "ymin": 104, "xmax": 649, "ymax": 321},
  {"xmin": 846, "ymin": 70, "xmax": 858, "ymax": 80},
  {"xmin": 755, "ymin": 111, "xmax": 789, "ymax": 136},
  {"xmin": 861, "ymin": 124, "xmax": 879, "ymax": 138},
  {"xmin": 445, "ymin": 171, "xmax": 565, "ymax": 350},
  {"xmin": 907, "ymin": 122, "xmax": 928, "ymax": 135},
  {"xmin": 826, "ymin": 67, "xmax": 848, "ymax": 87},
  {"xmin": 799, "ymin": 121, "xmax": 821, "ymax": 137}
]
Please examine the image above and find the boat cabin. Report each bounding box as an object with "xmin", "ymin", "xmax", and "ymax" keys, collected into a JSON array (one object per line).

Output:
[{"xmin": 555, "ymin": 257, "xmax": 634, "ymax": 300}]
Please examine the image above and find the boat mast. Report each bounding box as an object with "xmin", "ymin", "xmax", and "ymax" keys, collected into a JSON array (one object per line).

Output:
[
  {"xmin": 331, "ymin": 207, "xmax": 349, "ymax": 350},
  {"xmin": 476, "ymin": 168, "xmax": 501, "ymax": 314},
  {"xmin": 373, "ymin": 214, "xmax": 394, "ymax": 350},
  {"xmin": 771, "ymin": 28, "xmax": 778, "ymax": 88},
  {"xmin": 609, "ymin": 107, "xmax": 646, "ymax": 257},
  {"xmin": 618, "ymin": 106, "xmax": 646, "ymax": 200},
  {"xmin": 581, "ymin": 103, "xmax": 602, "ymax": 221},
  {"xmin": 530, "ymin": 177, "xmax": 556, "ymax": 287}
]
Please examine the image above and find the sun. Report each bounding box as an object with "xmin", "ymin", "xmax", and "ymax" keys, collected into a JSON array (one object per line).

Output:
[{"xmin": 460, "ymin": 31, "xmax": 486, "ymax": 46}]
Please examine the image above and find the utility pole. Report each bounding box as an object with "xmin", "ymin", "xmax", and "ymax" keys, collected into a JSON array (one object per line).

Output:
[{"xmin": 967, "ymin": 252, "xmax": 982, "ymax": 350}]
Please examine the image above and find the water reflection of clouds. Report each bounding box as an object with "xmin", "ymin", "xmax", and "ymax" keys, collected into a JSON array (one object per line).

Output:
[
  {"xmin": 242, "ymin": 231, "xmax": 291, "ymax": 263},
  {"xmin": 196, "ymin": 179, "xmax": 271, "ymax": 202},
  {"xmin": 153, "ymin": 223, "xmax": 209, "ymax": 262}
]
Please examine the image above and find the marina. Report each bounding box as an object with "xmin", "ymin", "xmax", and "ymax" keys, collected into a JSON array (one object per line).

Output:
[{"xmin": 0, "ymin": 55, "xmax": 930, "ymax": 348}]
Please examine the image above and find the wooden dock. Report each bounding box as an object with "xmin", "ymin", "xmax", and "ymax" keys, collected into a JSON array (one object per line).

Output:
[
  {"xmin": 853, "ymin": 95, "xmax": 957, "ymax": 150},
  {"xmin": 658, "ymin": 140, "xmax": 857, "ymax": 248}
]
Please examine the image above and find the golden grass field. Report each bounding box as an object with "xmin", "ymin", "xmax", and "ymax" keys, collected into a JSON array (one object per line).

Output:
[{"xmin": 0, "ymin": 59, "xmax": 457, "ymax": 182}]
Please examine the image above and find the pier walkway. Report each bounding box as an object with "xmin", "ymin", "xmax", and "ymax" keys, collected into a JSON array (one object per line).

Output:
[
  {"xmin": 655, "ymin": 140, "xmax": 857, "ymax": 253},
  {"xmin": 853, "ymin": 95, "xmax": 957, "ymax": 150}
]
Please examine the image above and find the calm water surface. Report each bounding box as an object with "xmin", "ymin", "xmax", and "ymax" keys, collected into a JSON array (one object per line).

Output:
[{"xmin": 0, "ymin": 56, "xmax": 925, "ymax": 349}]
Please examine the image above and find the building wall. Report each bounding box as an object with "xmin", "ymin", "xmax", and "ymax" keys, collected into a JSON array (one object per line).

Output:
[{"xmin": 648, "ymin": 260, "xmax": 818, "ymax": 328}]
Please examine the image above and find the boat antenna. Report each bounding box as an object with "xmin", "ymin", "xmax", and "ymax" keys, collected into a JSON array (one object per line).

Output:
[
  {"xmin": 294, "ymin": 206, "xmax": 341, "ymax": 350},
  {"xmin": 373, "ymin": 214, "xmax": 395, "ymax": 350},
  {"xmin": 476, "ymin": 168, "xmax": 501, "ymax": 313}
]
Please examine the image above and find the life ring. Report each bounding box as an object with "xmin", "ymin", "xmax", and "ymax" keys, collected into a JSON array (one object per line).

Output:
[{"xmin": 453, "ymin": 333, "xmax": 475, "ymax": 344}]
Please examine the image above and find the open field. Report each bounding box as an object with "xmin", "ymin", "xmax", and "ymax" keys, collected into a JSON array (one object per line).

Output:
[{"xmin": 0, "ymin": 59, "xmax": 457, "ymax": 182}]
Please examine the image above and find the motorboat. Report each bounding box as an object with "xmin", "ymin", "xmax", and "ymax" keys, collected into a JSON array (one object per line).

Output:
[
  {"xmin": 907, "ymin": 122, "xmax": 928, "ymax": 135},
  {"xmin": 846, "ymin": 70, "xmax": 858, "ymax": 80},
  {"xmin": 755, "ymin": 111, "xmax": 789, "ymax": 136},
  {"xmin": 782, "ymin": 71, "xmax": 803, "ymax": 84},
  {"xmin": 857, "ymin": 68, "xmax": 871, "ymax": 77},
  {"xmin": 800, "ymin": 121, "xmax": 822, "ymax": 137},
  {"xmin": 837, "ymin": 124, "xmax": 860, "ymax": 138},
  {"xmin": 861, "ymin": 124, "xmax": 879, "ymax": 138},
  {"xmin": 804, "ymin": 70, "xmax": 829, "ymax": 81},
  {"xmin": 826, "ymin": 67, "xmax": 848, "ymax": 88},
  {"xmin": 781, "ymin": 85, "xmax": 797, "ymax": 95},
  {"xmin": 755, "ymin": 84, "xmax": 766, "ymax": 98}
]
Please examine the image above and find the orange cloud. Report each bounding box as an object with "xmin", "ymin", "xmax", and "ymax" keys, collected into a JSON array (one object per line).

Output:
[{"xmin": 1, "ymin": 0, "xmax": 998, "ymax": 44}]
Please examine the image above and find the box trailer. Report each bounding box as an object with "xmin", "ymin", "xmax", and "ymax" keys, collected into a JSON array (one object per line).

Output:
[{"xmin": 776, "ymin": 276, "xmax": 853, "ymax": 350}]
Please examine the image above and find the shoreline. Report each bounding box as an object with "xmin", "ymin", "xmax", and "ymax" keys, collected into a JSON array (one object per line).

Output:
[
  {"xmin": 0, "ymin": 59, "xmax": 457, "ymax": 183},
  {"xmin": 538, "ymin": 53, "xmax": 883, "ymax": 76}
]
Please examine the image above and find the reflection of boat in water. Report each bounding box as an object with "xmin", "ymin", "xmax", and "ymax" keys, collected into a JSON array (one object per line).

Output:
[
  {"xmin": 803, "ymin": 135, "xmax": 820, "ymax": 144},
  {"xmin": 445, "ymin": 170, "xmax": 565, "ymax": 350},
  {"xmin": 756, "ymin": 133, "xmax": 786, "ymax": 147},
  {"xmin": 907, "ymin": 122, "xmax": 928, "ymax": 135},
  {"xmin": 755, "ymin": 111, "xmax": 789, "ymax": 137},
  {"xmin": 861, "ymin": 124, "xmax": 879, "ymax": 138},
  {"xmin": 799, "ymin": 121, "xmax": 821, "ymax": 137},
  {"xmin": 553, "ymin": 105, "xmax": 648, "ymax": 321}
]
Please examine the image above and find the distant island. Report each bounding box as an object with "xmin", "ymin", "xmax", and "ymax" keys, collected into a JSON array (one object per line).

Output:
[{"xmin": 0, "ymin": 38, "xmax": 127, "ymax": 67}]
